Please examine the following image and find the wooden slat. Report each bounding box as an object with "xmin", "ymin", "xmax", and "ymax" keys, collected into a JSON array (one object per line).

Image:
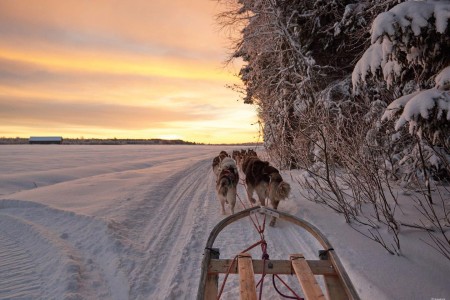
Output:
[
  {"xmin": 290, "ymin": 254, "xmax": 326, "ymax": 300},
  {"xmin": 238, "ymin": 253, "xmax": 257, "ymax": 300},
  {"xmin": 320, "ymin": 250, "xmax": 348, "ymax": 300},
  {"xmin": 208, "ymin": 259, "xmax": 335, "ymax": 275},
  {"xmin": 204, "ymin": 248, "xmax": 220, "ymax": 299},
  {"xmin": 323, "ymin": 274, "xmax": 348, "ymax": 300}
]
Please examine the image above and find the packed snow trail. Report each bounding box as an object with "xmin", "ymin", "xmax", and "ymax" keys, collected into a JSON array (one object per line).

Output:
[{"xmin": 1, "ymin": 145, "xmax": 449, "ymax": 300}]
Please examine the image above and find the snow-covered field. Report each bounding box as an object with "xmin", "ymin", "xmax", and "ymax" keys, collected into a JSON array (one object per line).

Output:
[{"xmin": 0, "ymin": 145, "xmax": 449, "ymax": 300}]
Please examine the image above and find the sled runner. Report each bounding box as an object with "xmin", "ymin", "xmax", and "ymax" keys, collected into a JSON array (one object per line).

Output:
[{"xmin": 197, "ymin": 206, "xmax": 359, "ymax": 300}]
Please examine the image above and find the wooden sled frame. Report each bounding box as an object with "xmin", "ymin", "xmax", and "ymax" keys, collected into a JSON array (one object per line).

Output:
[{"xmin": 197, "ymin": 206, "xmax": 360, "ymax": 300}]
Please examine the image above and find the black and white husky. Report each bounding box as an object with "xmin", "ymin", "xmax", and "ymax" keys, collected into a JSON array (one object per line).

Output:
[
  {"xmin": 243, "ymin": 157, "xmax": 291, "ymax": 226},
  {"xmin": 216, "ymin": 157, "xmax": 239, "ymax": 215}
]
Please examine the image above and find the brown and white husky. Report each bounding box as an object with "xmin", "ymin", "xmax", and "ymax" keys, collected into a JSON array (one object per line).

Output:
[{"xmin": 243, "ymin": 157, "xmax": 290, "ymax": 226}]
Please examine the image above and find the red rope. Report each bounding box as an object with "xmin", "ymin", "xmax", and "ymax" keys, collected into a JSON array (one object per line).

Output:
[
  {"xmin": 258, "ymin": 240, "xmax": 269, "ymax": 300},
  {"xmin": 236, "ymin": 193, "xmax": 265, "ymax": 240},
  {"xmin": 216, "ymin": 240, "xmax": 265, "ymax": 300},
  {"xmin": 236, "ymin": 192, "xmax": 249, "ymax": 210},
  {"xmin": 216, "ymin": 256, "xmax": 237, "ymax": 300},
  {"xmin": 241, "ymin": 240, "xmax": 265, "ymax": 254},
  {"xmin": 273, "ymin": 274, "xmax": 303, "ymax": 300},
  {"xmin": 237, "ymin": 179, "xmax": 267, "ymax": 239}
]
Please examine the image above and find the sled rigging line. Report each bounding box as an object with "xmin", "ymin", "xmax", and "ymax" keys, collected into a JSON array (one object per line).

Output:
[
  {"xmin": 272, "ymin": 274, "xmax": 303, "ymax": 300},
  {"xmin": 236, "ymin": 193, "xmax": 265, "ymax": 237},
  {"xmin": 218, "ymin": 193, "xmax": 271, "ymax": 299},
  {"xmin": 214, "ymin": 204, "xmax": 301, "ymax": 300},
  {"xmin": 197, "ymin": 206, "xmax": 360, "ymax": 300}
]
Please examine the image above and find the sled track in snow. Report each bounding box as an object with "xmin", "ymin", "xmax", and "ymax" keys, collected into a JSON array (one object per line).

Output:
[
  {"xmin": 129, "ymin": 158, "xmax": 217, "ymax": 298},
  {"xmin": 0, "ymin": 230, "xmax": 42, "ymax": 300}
]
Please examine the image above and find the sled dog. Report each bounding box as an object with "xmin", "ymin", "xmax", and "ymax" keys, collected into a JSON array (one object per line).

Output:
[
  {"xmin": 212, "ymin": 151, "xmax": 229, "ymax": 178},
  {"xmin": 216, "ymin": 157, "xmax": 239, "ymax": 215},
  {"xmin": 243, "ymin": 158, "xmax": 290, "ymax": 226}
]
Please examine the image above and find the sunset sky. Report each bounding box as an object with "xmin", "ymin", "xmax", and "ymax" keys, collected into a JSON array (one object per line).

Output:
[{"xmin": 0, "ymin": 0, "xmax": 259, "ymax": 144}]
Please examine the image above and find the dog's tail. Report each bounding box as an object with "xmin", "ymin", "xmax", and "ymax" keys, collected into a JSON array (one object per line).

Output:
[{"xmin": 218, "ymin": 177, "xmax": 230, "ymax": 196}]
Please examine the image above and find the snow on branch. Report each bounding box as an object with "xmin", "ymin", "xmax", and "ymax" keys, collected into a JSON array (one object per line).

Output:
[
  {"xmin": 382, "ymin": 66, "xmax": 450, "ymax": 136},
  {"xmin": 371, "ymin": 1, "xmax": 449, "ymax": 43},
  {"xmin": 436, "ymin": 65, "xmax": 450, "ymax": 91},
  {"xmin": 381, "ymin": 91, "xmax": 421, "ymax": 122},
  {"xmin": 352, "ymin": 1, "xmax": 450, "ymax": 92}
]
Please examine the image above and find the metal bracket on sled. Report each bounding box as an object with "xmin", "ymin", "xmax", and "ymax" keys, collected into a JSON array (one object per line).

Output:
[{"xmin": 249, "ymin": 206, "xmax": 280, "ymax": 219}]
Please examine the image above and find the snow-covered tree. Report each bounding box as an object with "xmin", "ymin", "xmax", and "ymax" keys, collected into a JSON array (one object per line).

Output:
[{"xmin": 218, "ymin": 0, "xmax": 399, "ymax": 167}]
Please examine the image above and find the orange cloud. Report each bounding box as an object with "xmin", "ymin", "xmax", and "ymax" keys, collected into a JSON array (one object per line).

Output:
[
  {"xmin": 0, "ymin": 47, "xmax": 236, "ymax": 82},
  {"xmin": 0, "ymin": 0, "xmax": 256, "ymax": 144},
  {"xmin": 0, "ymin": 0, "xmax": 226, "ymax": 59}
]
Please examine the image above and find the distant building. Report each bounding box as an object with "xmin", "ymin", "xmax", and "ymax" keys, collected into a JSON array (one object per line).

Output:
[{"xmin": 29, "ymin": 136, "xmax": 63, "ymax": 144}]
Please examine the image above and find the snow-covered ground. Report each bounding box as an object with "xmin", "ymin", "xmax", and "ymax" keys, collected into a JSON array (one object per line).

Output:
[{"xmin": 0, "ymin": 145, "xmax": 449, "ymax": 300}]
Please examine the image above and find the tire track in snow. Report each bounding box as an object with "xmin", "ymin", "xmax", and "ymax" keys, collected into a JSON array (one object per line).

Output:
[
  {"xmin": 108, "ymin": 155, "xmax": 214, "ymax": 242},
  {"xmin": 0, "ymin": 230, "xmax": 42, "ymax": 300}
]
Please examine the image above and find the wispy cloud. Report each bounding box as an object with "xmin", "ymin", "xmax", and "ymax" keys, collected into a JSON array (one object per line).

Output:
[
  {"xmin": 0, "ymin": 0, "xmax": 256, "ymax": 143},
  {"xmin": 0, "ymin": 97, "xmax": 214, "ymax": 129}
]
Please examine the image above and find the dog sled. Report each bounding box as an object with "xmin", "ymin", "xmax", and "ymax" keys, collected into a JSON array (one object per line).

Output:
[{"xmin": 197, "ymin": 206, "xmax": 360, "ymax": 300}]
